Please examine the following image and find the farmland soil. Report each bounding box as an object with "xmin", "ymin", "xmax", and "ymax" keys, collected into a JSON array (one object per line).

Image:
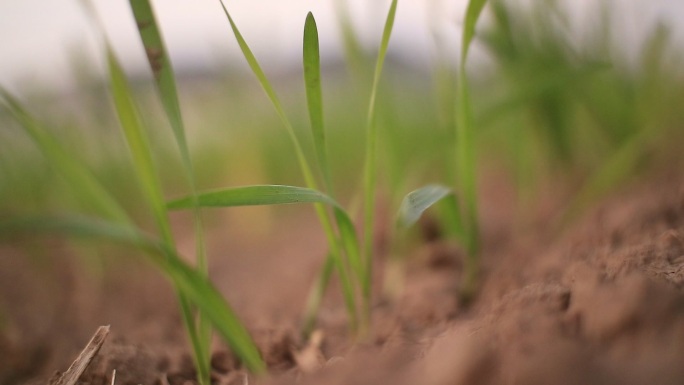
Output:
[{"xmin": 2, "ymin": 169, "xmax": 684, "ymax": 385}]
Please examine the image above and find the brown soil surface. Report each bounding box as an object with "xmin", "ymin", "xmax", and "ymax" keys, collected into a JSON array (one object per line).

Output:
[{"xmin": 2, "ymin": 170, "xmax": 684, "ymax": 385}]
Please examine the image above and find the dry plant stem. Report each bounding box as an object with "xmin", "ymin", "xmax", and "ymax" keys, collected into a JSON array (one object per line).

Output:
[{"xmin": 49, "ymin": 325, "xmax": 110, "ymax": 385}]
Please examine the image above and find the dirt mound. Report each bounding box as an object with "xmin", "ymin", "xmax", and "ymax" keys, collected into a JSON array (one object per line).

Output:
[{"xmin": 2, "ymin": 175, "xmax": 684, "ymax": 385}]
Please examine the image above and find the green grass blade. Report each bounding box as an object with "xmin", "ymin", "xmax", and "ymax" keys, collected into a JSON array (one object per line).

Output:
[
  {"xmin": 438, "ymin": 193, "xmax": 467, "ymax": 245},
  {"xmin": 127, "ymin": 2, "xmax": 211, "ymax": 378},
  {"xmin": 333, "ymin": 208, "xmax": 362, "ymax": 283},
  {"xmin": 128, "ymin": 0, "xmax": 188, "ymax": 157},
  {"xmin": 168, "ymin": 184, "xmax": 360, "ymax": 280},
  {"xmin": 0, "ymin": 89, "xmax": 130, "ymax": 224},
  {"xmin": 0, "ymin": 216, "xmax": 266, "ymax": 374},
  {"xmin": 107, "ymin": 48, "xmax": 174, "ymax": 244},
  {"xmin": 301, "ymin": 253, "xmax": 335, "ymax": 337},
  {"xmin": 361, "ymin": 0, "xmax": 398, "ymax": 317},
  {"xmin": 218, "ymin": 1, "xmax": 314, "ymax": 187},
  {"xmin": 302, "ymin": 11, "xmax": 366, "ymax": 335},
  {"xmin": 107, "ymin": 45, "xmax": 215, "ymax": 378},
  {"xmin": 167, "ymin": 185, "xmax": 340, "ymax": 210},
  {"xmin": 127, "ymin": 0, "xmax": 207, "ymax": 265},
  {"xmin": 455, "ymin": 0, "xmax": 488, "ymax": 299},
  {"xmin": 303, "ymin": 12, "xmax": 332, "ymax": 192},
  {"xmin": 462, "ymin": 0, "xmax": 488, "ymax": 62},
  {"xmin": 456, "ymin": 76, "xmax": 478, "ymax": 256},
  {"xmin": 128, "ymin": 0, "xmax": 187, "ymax": 155},
  {"xmin": 304, "ymin": 11, "xmax": 366, "ymax": 332},
  {"xmin": 396, "ymin": 185, "xmax": 452, "ymax": 230}
]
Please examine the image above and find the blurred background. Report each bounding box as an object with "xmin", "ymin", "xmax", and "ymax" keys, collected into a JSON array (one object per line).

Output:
[{"xmin": 2, "ymin": 0, "xmax": 684, "ymax": 91}]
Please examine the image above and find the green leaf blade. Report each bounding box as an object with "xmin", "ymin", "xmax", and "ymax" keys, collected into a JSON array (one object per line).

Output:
[
  {"xmin": 303, "ymin": 12, "xmax": 331, "ymax": 192},
  {"xmin": 127, "ymin": 1, "xmax": 211, "ymax": 375},
  {"xmin": 397, "ymin": 185, "xmax": 453, "ymax": 229},
  {"xmin": 462, "ymin": 0, "xmax": 488, "ymax": 61},
  {"xmin": 107, "ymin": 48, "xmax": 174, "ymax": 243},
  {"xmin": 128, "ymin": 0, "xmax": 187, "ymax": 154},
  {"xmin": 362, "ymin": 0, "xmax": 399, "ymax": 318},
  {"xmin": 168, "ymin": 185, "xmax": 340, "ymax": 210}
]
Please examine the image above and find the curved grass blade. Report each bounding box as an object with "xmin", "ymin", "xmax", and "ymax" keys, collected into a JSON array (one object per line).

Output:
[
  {"xmin": 0, "ymin": 88, "xmax": 130, "ymax": 224},
  {"xmin": 361, "ymin": 0, "xmax": 398, "ymax": 319},
  {"xmin": 169, "ymin": 184, "xmax": 362, "ymax": 277},
  {"xmin": 397, "ymin": 185, "xmax": 452, "ymax": 230},
  {"xmin": 0, "ymin": 216, "xmax": 266, "ymax": 374},
  {"xmin": 168, "ymin": 183, "xmax": 361, "ymax": 331},
  {"xmin": 168, "ymin": 185, "xmax": 360, "ymax": 279}
]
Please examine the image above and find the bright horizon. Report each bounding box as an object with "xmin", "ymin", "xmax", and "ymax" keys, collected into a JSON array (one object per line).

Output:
[{"xmin": 1, "ymin": 0, "xmax": 683, "ymax": 93}]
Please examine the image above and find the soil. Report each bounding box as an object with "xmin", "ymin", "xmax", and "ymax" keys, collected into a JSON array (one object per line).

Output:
[{"xmin": 2, "ymin": 168, "xmax": 684, "ymax": 385}]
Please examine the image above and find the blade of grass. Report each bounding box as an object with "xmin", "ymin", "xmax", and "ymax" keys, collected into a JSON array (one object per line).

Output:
[
  {"xmin": 107, "ymin": 47, "xmax": 173, "ymax": 245},
  {"xmin": 218, "ymin": 1, "xmax": 360, "ymax": 333},
  {"xmin": 79, "ymin": 0, "xmax": 215, "ymax": 371},
  {"xmin": 107, "ymin": 47, "xmax": 211, "ymax": 380},
  {"xmin": 169, "ymin": 182, "xmax": 362, "ymax": 333},
  {"xmin": 303, "ymin": 12, "xmax": 332, "ymax": 193},
  {"xmin": 127, "ymin": 0, "xmax": 206, "ymax": 266},
  {"xmin": 302, "ymin": 253, "xmax": 335, "ymax": 337},
  {"xmin": 168, "ymin": 185, "xmax": 359, "ymax": 270},
  {"xmin": 361, "ymin": 0, "xmax": 398, "ymax": 320},
  {"xmin": 0, "ymin": 216, "xmax": 266, "ymax": 374},
  {"xmin": 455, "ymin": 0, "xmax": 488, "ymax": 300},
  {"xmin": 169, "ymin": 185, "xmax": 362, "ymax": 283},
  {"xmin": 385, "ymin": 184, "xmax": 458, "ymax": 300},
  {"xmin": 168, "ymin": 185, "xmax": 340, "ymax": 209},
  {"xmin": 302, "ymin": 12, "xmax": 364, "ymax": 333},
  {"xmin": 169, "ymin": 184, "xmax": 363, "ymax": 280},
  {"xmin": 396, "ymin": 185, "xmax": 452, "ymax": 230},
  {"xmin": 218, "ymin": 1, "xmax": 313, "ymax": 184},
  {"xmin": 462, "ymin": 0, "xmax": 488, "ymax": 61},
  {"xmin": 127, "ymin": 2, "xmax": 211, "ymax": 377},
  {"xmin": 128, "ymin": 0, "xmax": 188, "ymax": 159}
]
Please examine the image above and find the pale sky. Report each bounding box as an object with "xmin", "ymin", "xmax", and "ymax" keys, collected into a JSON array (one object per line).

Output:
[{"xmin": 1, "ymin": 0, "xmax": 683, "ymax": 93}]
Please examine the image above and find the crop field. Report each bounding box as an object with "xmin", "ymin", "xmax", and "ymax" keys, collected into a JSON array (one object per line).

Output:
[{"xmin": 2, "ymin": 1, "xmax": 684, "ymax": 384}]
